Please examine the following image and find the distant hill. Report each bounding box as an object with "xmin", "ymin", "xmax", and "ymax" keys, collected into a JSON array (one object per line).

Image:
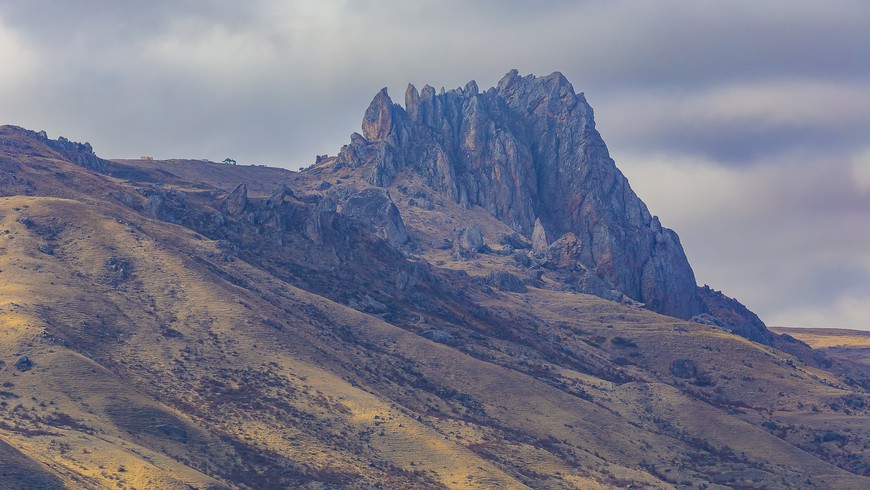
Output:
[
  {"xmin": 772, "ymin": 327, "xmax": 870, "ymax": 370},
  {"xmin": 0, "ymin": 71, "xmax": 867, "ymax": 489}
]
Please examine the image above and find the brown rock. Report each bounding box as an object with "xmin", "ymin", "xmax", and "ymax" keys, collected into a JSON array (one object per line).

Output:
[
  {"xmin": 531, "ymin": 218, "xmax": 549, "ymax": 255},
  {"xmin": 222, "ymin": 183, "xmax": 248, "ymax": 217}
]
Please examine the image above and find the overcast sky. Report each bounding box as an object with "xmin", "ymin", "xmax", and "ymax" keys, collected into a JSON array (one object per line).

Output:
[{"xmin": 2, "ymin": 0, "xmax": 868, "ymax": 330}]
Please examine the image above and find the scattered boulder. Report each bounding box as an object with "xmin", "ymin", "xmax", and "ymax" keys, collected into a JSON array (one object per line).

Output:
[
  {"xmin": 145, "ymin": 187, "xmax": 188, "ymax": 224},
  {"xmin": 110, "ymin": 191, "xmax": 140, "ymax": 210},
  {"xmin": 15, "ymin": 356, "xmax": 32, "ymax": 372},
  {"xmin": 222, "ymin": 183, "xmax": 248, "ymax": 217},
  {"xmin": 452, "ymin": 225, "xmax": 487, "ymax": 259},
  {"xmin": 315, "ymin": 180, "xmax": 332, "ymax": 191},
  {"xmin": 431, "ymin": 238, "xmax": 452, "ymax": 250},
  {"xmin": 37, "ymin": 244, "xmax": 53, "ymax": 255},
  {"xmin": 486, "ymin": 270, "xmax": 527, "ymax": 293},
  {"xmin": 531, "ymin": 218, "xmax": 549, "ymax": 254},
  {"xmin": 512, "ymin": 251, "xmax": 532, "ymax": 267},
  {"xmin": 266, "ymin": 184, "xmax": 295, "ymax": 207},
  {"xmin": 346, "ymin": 294, "xmax": 389, "ymax": 315},
  {"xmin": 339, "ymin": 188, "xmax": 409, "ymax": 247},
  {"xmin": 539, "ymin": 232, "xmax": 586, "ymax": 270},
  {"xmin": 499, "ymin": 232, "xmax": 531, "ymax": 250}
]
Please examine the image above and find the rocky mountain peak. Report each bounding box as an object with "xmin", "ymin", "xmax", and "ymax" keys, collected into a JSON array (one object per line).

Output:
[
  {"xmin": 334, "ymin": 71, "xmax": 702, "ymax": 320},
  {"xmin": 325, "ymin": 71, "xmax": 773, "ymax": 342},
  {"xmin": 361, "ymin": 88, "xmax": 395, "ymax": 142}
]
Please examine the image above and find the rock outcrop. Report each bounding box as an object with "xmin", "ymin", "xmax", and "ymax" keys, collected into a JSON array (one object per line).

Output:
[
  {"xmin": 222, "ymin": 183, "xmax": 248, "ymax": 217},
  {"xmin": 304, "ymin": 197, "xmax": 336, "ymax": 245},
  {"xmin": 0, "ymin": 126, "xmax": 110, "ymax": 173},
  {"xmin": 337, "ymin": 188, "xmax": 408, "ymax": 247},
  {"xmin": 452, "ymin": 225, "xmax": 487, "ymax": 259},
  {"xmin": 697, "ymin": 285, "xmax": 772, "ymax": 345},
  {"xmin": 335, "ymin": 70, "xmax": 702, "ymax": 320},
  {"xmin": 38, "ymin": 132, "xmax": 110, "ymax": 173},
  {"xmin": 486, "ymin": 270, "xmax": 527, "ymax": 293},
  {"xmin": 531, "ymin": 218, "xmax": 549, "ymax": 255}
]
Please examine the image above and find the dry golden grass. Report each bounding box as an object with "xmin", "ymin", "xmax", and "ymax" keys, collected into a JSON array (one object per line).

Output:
[
  {"xmin": 771, "ymin": 326, "xmax": 870, "ymax": 349},
  {"xmin": 1, "ymin": 131, "xmax": 867, "ymax": 488},
  {"xmin": 0, "ymin": 196, "xmax": 532, "ymax": 488}
]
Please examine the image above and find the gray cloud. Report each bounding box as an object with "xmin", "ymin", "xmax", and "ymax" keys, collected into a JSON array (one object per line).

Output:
[{"xmin": 1, "ymin": 0, "xmax": 868, "ymax": 329}]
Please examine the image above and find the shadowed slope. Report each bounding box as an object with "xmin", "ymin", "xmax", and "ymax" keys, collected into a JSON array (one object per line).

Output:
[{"xmin": 0, "ymin": 112, "xmax": 868, "ymax": 489}]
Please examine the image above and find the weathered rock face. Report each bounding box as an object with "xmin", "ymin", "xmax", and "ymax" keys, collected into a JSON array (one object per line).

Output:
[
  {"xmin": 452, "ymin": 225, "xmax": 487, "ymax": 258},
  {"xmin": 336, "ymin": 70, "xmax": 702, "ymax": 319},
  {"xmin": 0, "ymin": 126, "xmax": 110, "ymax": 173},
  {"xmin": 39, "ymin": 132, "xmax": 110, "ymax": 173},
  {"xmin": 486, "ymin": 270, "xmax": 527, "ymax": 293},
  {"xmin": 337, "ymin": 188, "xmax": 408, "ymax": 247},
  {"xmin": 697, "ymin": 286, "xmax": 772, "ymax": 345},
  {"xmin": 145, "ymin": 186, "xmax": 188, "ymax": 224},
  {"xmin": 222, "ymin": 183, "xmax": 248, "ymax": 217},
  {"xmin": 304, "ymin": 197, "xmax": 336, "ymax": 245},
  {"xmin": 531, "ymin": 218, "xmax": 549, "ymax": 255},
  {"xmin": 539, "ymin": 232, "xmax": 586, "ymax": 270}
]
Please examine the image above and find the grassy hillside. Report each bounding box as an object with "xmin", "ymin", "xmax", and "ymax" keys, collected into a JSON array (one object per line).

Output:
[{"xmin": 1, "ymin": 126, "xmax": 867, "ymax": 489}]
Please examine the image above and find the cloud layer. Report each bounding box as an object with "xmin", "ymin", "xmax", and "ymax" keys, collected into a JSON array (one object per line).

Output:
[{"xmin": 2, "ymin": 0, "xmax": 868, "ymax": 329}]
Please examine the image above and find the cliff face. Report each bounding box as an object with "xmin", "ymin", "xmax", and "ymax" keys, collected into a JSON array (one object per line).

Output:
[{"xmin": 336, "ymin": 70, "xmax": 702, "ymax": 319}]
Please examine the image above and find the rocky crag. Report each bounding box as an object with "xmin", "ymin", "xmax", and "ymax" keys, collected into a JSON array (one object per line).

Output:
[
  {"xmin": 328, "ymin": 70, "xmax": 766, "ymax": 341},
  {"xmin": 2, "ymin": 90, "xmax": 868, "ymax": 487}
]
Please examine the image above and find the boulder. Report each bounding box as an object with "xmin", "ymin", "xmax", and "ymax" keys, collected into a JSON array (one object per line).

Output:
[
  {"xmin": 15, "ymin": 356, "xmax": 32, "ymax": 371},
  {"xmin": 531, "ymin": 218, "xmax": 549, "ymax": 254},
  {"xmin": 452, "ymin": 225, "xmax": 487, "ymax": 259},
  {"xmin": 539, "ymin": 233, "xmax": 586, "ymax": 270},
  {"xmin": 266, "ymin": 185, "xmax": 294, "ymax": 207},
  {"xmin": 499, "ymin": 232, "xmax": 531, "ymax": 250},
  {"xmin": 304, "ymin": 197, "xmax": 336, "ymax": 245},
  {"xmin": 339, "ymin": 188, "xmax": 409, "ymax": 247},
  {"xmin": 486, "ymin": 270, "xmax": 527, "ymax": 293},
  {"xmin": 222, "ymin": 183, "xmax": 248, "ymax": 217}
]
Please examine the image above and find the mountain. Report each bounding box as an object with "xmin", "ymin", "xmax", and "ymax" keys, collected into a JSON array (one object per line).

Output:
[
  {"xmin": 328, "ymin": 69, "xmax": 767, "ymax": 343},
  {"xmin": 0, "ymin": 71, "xmax": 867, "ymax": 489}
]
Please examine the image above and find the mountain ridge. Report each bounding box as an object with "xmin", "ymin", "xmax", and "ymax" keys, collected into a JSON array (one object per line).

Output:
[
  {"xmin": 0, "ymin": 70, "xmax": 867, "ymax": 488},
  {"xmin": 323, "ymin": 70, "xmax": 767, "ymax": 343}
]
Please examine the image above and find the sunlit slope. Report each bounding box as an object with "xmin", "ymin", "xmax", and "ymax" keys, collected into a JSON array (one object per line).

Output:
[
  {"xmin": 1, "ymin": 125, "xmax": 867, "ymax": 488},
  {"xmin": 772, "ymin": 326, "xmax": 870, "ymax": 378},
  {"xmin": 771, "ymin": 327, "xmax": 870, "ymax": 349},
  {"xmin": 0, "ymin": 196, "xmax": 866, "ymax": 488},
  {"xmin": 0, "ymin": 197, "xmax": 533, "ymax": 488}
]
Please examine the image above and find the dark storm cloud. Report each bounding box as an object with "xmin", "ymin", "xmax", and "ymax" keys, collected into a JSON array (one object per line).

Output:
[{"xmin": 1, "ymin": 0, "xmax": 868, "ymax": 329}]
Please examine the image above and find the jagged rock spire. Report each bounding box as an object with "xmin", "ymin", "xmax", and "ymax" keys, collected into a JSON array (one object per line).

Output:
[
  {"xmin": 362, "ymin": 88, "xmax": 394, "ymax": 142},
  {"xmin": 336, "ymin": 71, "xmax": 704, "ymax": 319}
]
